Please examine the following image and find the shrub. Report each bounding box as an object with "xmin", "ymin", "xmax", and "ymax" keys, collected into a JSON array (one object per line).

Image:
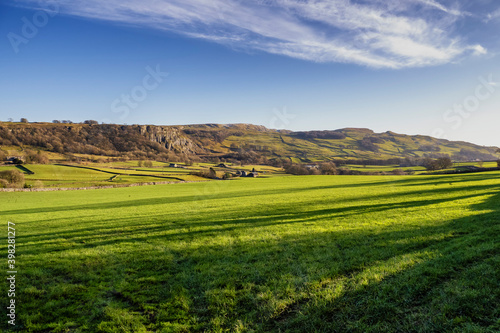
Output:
[
  {"xmin": 337, "ymin": 168, "xmax": 352, "ymax": 175},
  {"xmin": 424, "ymin": 156, "xmax": 452, "ymax": 171},
  {"xmin": 33, "ymin": 180, "xmax": 44, "ymax": 188},
  {"xmin": 25, "ymin": 150, "xmax": 49, "ymax": 164},
  {"xmin": 319, "ymin": 162, "xmax": 337, "ymax": 175},
  {"xmin": 209, "ymin": 167, "xmax": 217, "ymax": 178},
  {"xmin": 284, "ymin": 164, "xmax": 309, "ymax": 175},
  {"xmin": 359, "ymin": 137, "xmax": 380, "ymax": 152},
  {"xmin": 194, "ymin": 169, "xmax": 216, "ymax": 179},
  {"xmin": 309, "ymin": 168, "xmax": 321, "ymax": 175},
  {"xmin": 391, "ymin": 168, "xmax": 406, "ymax": 175},
  {"xmin": 0, "ymin": 169, "xmax": 25, "ymax": 187}
]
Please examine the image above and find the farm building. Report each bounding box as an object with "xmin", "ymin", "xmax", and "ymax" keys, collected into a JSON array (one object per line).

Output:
[
  {"xmin": 305, "ymin": 164, "xmax": 319, "ymax": 169},
  {"xmin": 7, "ymin": 156, "xmax": 23, "ymax": 164}
]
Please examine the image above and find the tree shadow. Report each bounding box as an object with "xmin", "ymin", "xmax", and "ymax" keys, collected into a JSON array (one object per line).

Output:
[
  {"xmin": 5, "ymin": 176, "xmax": 500, "ymax": 332},
  {"xmin": 268, "ymin": 188, "xmax": 500, "ymax": 332},
  {"xmin": 3, "ymin": 172, "xmax": 494, "ymax": 217},
  {"xmin": 16, "ymin": 182, "xmax": 497, "ymax": 256}
]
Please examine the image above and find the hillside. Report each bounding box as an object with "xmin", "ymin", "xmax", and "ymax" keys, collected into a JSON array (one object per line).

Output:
[
  {"xmin": 0, "ymin": 122, "xmax": 497, "ymax": 164},
  {"xmin": 194, "ymin": 125, "xmax": 498, "ymax": 164}
]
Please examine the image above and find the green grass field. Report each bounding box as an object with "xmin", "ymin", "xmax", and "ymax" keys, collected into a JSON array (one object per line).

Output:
[
  {"xmin": 454, "ymin": 161, "xmax": 498, "ymax": 168},
  {"xmin": 0, "ymin": 161, "xmax": 286, "ymax": 188},
  {"xmin": 345, "ymin": 164, "xmax": 428, "ymax": 173},
  {"xmin": 1, "ymin": 173, "xmax": 499, "ymax": 332},
  {"xmin": 0, "ymin": 164, "xmax": 116, "ymax": 187},
  {"xmin": 0, "ymin": 164, "xmax": 200, "ymax": 188}
]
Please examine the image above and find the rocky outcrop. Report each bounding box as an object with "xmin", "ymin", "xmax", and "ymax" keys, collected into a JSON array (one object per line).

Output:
[{"xmin": 138, "ymin": 125, "xmax": 201, "ymax": 154}]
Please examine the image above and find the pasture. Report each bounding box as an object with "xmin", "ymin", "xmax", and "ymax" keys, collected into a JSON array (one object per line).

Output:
[
  {"xmin": 1, "ymin": 173, "xmax": 499, "ymax": 332},
  {"xmin": 0, "ymin": 164, "xmax": 202, "ymax": 188},
  {"xmin": 344, "ymin": 164, "xmax": 427, "ymax": 173},
  {"xmin": 0, "ymin": 162, "xmax": 284, "ymax": 188}
]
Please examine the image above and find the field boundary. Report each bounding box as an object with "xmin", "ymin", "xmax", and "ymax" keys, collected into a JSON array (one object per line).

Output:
[
  {"xmin": 0, "ymin": 180, "xmax": 208, "ymax": 192},
  {"xmin": 54, "ymin": 163, "xmax": 184, "ymax": 181},
  {"xmin": 15, "ymin": 164, "xmax": 35, "ymax": 174},
  {"xmin": 425, "ymin": 166, "xmax": 500, "ymax": 175}
]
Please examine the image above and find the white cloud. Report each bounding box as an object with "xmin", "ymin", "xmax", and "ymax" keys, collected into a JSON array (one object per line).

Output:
[
  {"xmin": 470, "ymin": 44, "xmax": 487, "ymax": 56},
  {"xmin": 486, "ymin": 8, "xmax": 500, "ymax": 22},
  {"xmin": 413, "ymin": 0, "xmax": 462, "ymax": 16},
  {"xmin": 12, "ymin": 0, "xmax": 487, "ymax": 69}
]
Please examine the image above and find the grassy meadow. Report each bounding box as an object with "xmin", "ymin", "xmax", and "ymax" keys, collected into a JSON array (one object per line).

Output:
[
  {"xmin": 1, "ymin": 173, "xmax": 499, "ymax": 332},
  {"xmin": 0, "ymin": 161, "xmax": 286, "ymax": 188},
  {"xmin": 0, "ymin": 164, "xmax": 207, "ymax": 188}
]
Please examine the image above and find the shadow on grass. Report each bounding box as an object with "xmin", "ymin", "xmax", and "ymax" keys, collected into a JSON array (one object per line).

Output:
[
  {"xmin": 3, "ymin": 175, "xmax": 500, "ymax": 332},
  {"xmin": 4, "ymin": 172, "xmax": 496, "ymax": 216},
  {"xmin": 269, "ymin": 190, "xmax": 500, "ymax": 332},
  {"xmin": 16, "ymin": 182, "xmax": 499, "ymax": 257}
]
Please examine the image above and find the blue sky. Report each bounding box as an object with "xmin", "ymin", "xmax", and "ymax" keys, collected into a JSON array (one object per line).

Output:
[{"xmin": 1, "ymin": 0, "xmax": 500, "ymax": 146}]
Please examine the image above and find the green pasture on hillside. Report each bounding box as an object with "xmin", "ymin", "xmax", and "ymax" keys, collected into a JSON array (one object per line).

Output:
[
  {"xmin": 344, "ymin": 164, "xmax": 427, "ymax": 173},
  {"xmin": 0, "ymin": 173, "xmax": 499, "ymax": 331},
  {"xmin": 0, "ymin": 164, "xmax": 184, "ymax": 188},
  {"xmin": 454, "ymin": 161, "xmax": 498, "ymax": 168}
]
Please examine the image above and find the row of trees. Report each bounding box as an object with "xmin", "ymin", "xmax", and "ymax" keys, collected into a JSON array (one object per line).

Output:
[
  {"xmin": 283, "ymin": 162, "xmax": 418, "ymax": 176},
  {"xmin": 282, "ymin": 157, "xmax": 459, "ymax": 175},
  {"xmin": 284, "ymin": 162, "xmax": 338, "ymax": 175},
  {"xmin": 13, "ymin": 119, "xmax": 94, "ymax": 124}
]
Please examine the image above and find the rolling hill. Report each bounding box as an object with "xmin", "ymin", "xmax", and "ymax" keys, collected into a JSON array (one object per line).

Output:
[{"xmin": 0, "ymin": 122, "xmax": 498, "ymax": 164}]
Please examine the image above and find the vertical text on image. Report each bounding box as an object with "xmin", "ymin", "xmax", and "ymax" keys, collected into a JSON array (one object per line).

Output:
[{"xmin": 7, "ymin": 221, "xmax": 16, "ymax": 326}]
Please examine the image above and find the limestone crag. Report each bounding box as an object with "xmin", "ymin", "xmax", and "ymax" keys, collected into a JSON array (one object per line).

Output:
[{"xmin": 138, "ymin": 125, "xmax": 200, "ymax": 154}]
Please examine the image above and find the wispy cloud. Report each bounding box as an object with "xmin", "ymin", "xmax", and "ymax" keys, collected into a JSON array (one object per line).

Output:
[
  {"xmin": 414, "ymin": 0, "xmax": 462, "ymax": 16},
  {"xmin": 486, "ymin": 8, "xmax": 500, "ymax": 22},
  {"xmin": 12, "ymin": 0, "xmax": 487, "ymax": 69}
]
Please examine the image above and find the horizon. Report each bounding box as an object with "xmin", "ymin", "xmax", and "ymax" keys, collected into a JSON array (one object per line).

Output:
[{"xmin": 1, "ymin": 1, "xmax": 500, "ymax": 147}]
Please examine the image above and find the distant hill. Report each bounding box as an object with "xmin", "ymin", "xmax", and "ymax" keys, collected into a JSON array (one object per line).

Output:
[{"xmin": 0, "ymin": 122, "xmax": 498, "ymax": 164}]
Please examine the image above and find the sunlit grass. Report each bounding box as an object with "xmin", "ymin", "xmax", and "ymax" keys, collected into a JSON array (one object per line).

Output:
[{"xmin": 0, "ymin": 173, "xmax": 499, "ymax": 331}]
